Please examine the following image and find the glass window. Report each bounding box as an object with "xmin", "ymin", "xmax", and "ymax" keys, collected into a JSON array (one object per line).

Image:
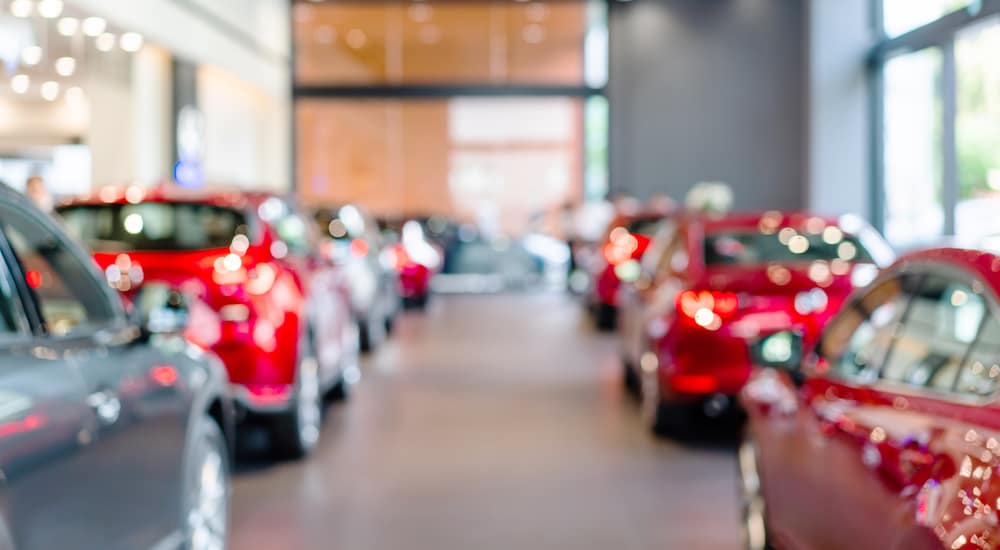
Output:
[
  {"xmin": 881, "ymin": 276, "xmax": 984, "ymax": 390},
  {"xmin": 297, "ymin": 97, "xmax": 582, "ymax": 234},
  {"xmin": 0, "ymin": 262, "xmax": 24, "ymax": 335},
  {"xmin": 955, "ymin": 17, "xmax": 1000, "ymax": 246},
  {"xmin": 955, "ymin": 312, "xmax": 1000, "ymax": 396},
  {"xmin": 703, "ymin": 231, "xmax": 873, "ymax": 266},
  {"xmin": 293, "ymin": 1, "xmax": 592, "ymax": 86},
  {"xmin": 822, "ymin": 276, "xmax": 914, "ymax": 381},
  {"xmin": 883, "ymin": 47, "xmax": 944, "ymax": 248},
  {"xmin": 0, "ymin": 206, "xmax": 117, "ymax": 336},
  {"xmin": 883, "ymin": 0, "xmax": 973, "ymax": 38},
  {"xmin": 57, "ymin": 203, "xmax": 250, "ymax": 253}
]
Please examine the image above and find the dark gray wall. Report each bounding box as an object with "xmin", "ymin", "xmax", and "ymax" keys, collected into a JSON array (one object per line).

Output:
[{"xmin": 609, "ymin": 0, "xmax": 805, "ymax": 210}]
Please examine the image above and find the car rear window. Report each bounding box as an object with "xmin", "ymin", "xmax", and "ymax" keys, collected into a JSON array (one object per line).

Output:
[
  {"xmin": 57, "ymin": 203, "xmax": 251, "ymax": 252},
  {"xmin": 625, "ymin": 218, "xmax": 662, "ymax": 237},
  {"xmin": 704, "ymin": 229, "xmax": 874, "ymax": 266}
]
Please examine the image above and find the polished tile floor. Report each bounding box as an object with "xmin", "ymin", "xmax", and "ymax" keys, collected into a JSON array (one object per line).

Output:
[{"xmin": 230, "ymin": 294, "xmax": 742, "ymax": 549}]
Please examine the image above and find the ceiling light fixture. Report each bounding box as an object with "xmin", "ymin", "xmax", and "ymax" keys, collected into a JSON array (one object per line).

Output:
[
  {"xmin": 95, "ymin": 32, "xmax": 116, "ymax": 52},
  {"xmin": 82, "ymin": 16, "xmax": 107, "ymax": 37},
  {"xmin": 40, "ymin": 80, "xmax": 60, "ymax": 101},
  {"xmin": 36, "ymin": 0, "xmax": 63, "ymax": 18},
  {"xmin": 11, "ymin": 74, "xmax": 30, "ymax": 94},
  {"xmin": 119, "ymin": 32, "xmax": 144, "ymax": 52},
  {"xmin": 57, "ymin": 17, "xmax": 79, "ymax": 36},
  {"xmin": 20, "ymin": 46, "xmax": 42, "ymax": 66},
  {"xmin": 345, "ymin": 28, "xmax": 367, "ymax": 49},
  {"xmin": 9, "ymin": 0, "xmax": 33, "ymax": 18},
  {"xmin": 55, "ymin": 56, "xmax": 76, "ymax": 76}
]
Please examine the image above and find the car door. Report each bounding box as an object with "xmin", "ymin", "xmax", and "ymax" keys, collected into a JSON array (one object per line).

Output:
[
  {"xmin": 0, "ymin": 237, "xmax": 93, "ymax": 550},
  {"xmin": 0, "ymin": 202, "xmax": 188, "ymax": 549}
]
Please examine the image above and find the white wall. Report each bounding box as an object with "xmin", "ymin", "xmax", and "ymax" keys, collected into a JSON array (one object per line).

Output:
[
  {"xmin": 198, "ymin": 65, "xmax": 288, "ymax": 191},
  {"xmin": 805, "ymin": 0, "xmax": 874, "ymax": 219}
]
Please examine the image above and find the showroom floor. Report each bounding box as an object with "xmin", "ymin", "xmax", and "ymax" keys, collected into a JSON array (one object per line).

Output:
[{"xmin": 230, "ymin": 294, "xmax": 742, "ymax": 550}]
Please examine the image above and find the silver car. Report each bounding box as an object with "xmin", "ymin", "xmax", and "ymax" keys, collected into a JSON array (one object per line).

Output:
[{"xmin": 0, "ymin": 184, "xmax": 233, "ymax": 550}]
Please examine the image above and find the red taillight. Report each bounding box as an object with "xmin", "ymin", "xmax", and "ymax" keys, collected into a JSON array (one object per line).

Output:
[
  {"xmin": 25, "ymin": 270, "xmax": 43, "ymax": 289},
  {"xmin": 671, "ymin": 374, "xmax": 719, "ymax": 394},
  {"xmin": 603, "ymin": 231, "xmax": 640, "ymax": 266},
  {"xmin": 150, "ymin": 365, "xmax": 179, "ymax": 387},
  {"xmin": 676, "ymin": 290, "xmax": 739, "ymax": 319}
]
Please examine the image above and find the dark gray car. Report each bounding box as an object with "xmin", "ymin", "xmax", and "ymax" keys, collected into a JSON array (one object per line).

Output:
[{"xmin": 0, "ymin": 185, "xmax": 234, "ymax": 550}]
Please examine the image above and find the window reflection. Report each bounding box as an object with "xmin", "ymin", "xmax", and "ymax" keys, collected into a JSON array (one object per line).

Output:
[{"xmin": 883, "ymin": 0, "xmax": 973, "ymax": 38}]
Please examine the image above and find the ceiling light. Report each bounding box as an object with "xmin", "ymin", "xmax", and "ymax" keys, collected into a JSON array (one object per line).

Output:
[
  {"xmin": 119, "ymin": 32, "xmax": 144, "ymax": 52},
  {"xmin": 522, "ymin": 24, "xmax": 545, "ymax": 44},
  {"xmin": 55, "ymin": 56, "xmax": 76, "ymax": 76},
  {"xmin": 345, "ymin": 28, "xmax": 367, "ymax": 49},
  {"xmin": 57, "ymin": 17, "xmax": 79, "ymax": 36},
  {"xmin": 37, "ymin": 0, "xmax": 63, "ymax": 18},
  {"xmin": 21, "ymin": 46, "xmax": 42, "ymax": 66},
  {"xmin": 11, "ymin": 74, "xmax": 30, "ymax": 94},
  {"xmin": 9, "ymin": 0, "xmax": 33, "ymax": 18},
  {"xmin": 82, "ymin": 16, "xmax": 107, "ymax": 37},
  {"xmin": 526, "ymin": 3, "xmax": 548, "ymax": 22},
  {"xmin": 95, "ymin": 33, "xmax": 116, "ymax": 52},
  {"xmin": 40, "ymin": 80, "xmax": 60, "ymax": 101}
]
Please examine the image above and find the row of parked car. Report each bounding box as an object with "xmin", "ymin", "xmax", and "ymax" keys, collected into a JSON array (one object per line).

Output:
[
  {"xmin": 587, "ymin": 205, "xmax": 1000, "ymax": 550},
  {"xmin": 0, "ymin": 183, "xmax": 440, "ymax": 549}
]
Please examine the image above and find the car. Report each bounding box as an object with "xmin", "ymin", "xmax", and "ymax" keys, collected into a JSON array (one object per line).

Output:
[
  {"xmin": 313, "ymin": 204, "xmax": 400, "ymax": 352},
  {"xmin": 619, "ymin": 210, "xmax": 894, "ymax": 435},
  {"xmin": 0, "ymin": 183, "xmax": 233, "ymax": 549},
  {"xmin": 587, "ymin": 208, "xmax": 671, "ymax": 331},
  {"xmin": 740, "ymin": 248, "xmax": 1000, "ymax": 550},
  {"xmin": 57, "ymin": 187, "xmax": 359, "ymax": 459},
  {"xmin": 378, "ymin": 218, "xmax": 442, "ymax": 310}
]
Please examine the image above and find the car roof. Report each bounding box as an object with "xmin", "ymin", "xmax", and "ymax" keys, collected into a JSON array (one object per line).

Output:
[
  {"xmin": 894, "ymin": 248, "xmax": 1000, "ymax": 289},
  {"xmin": 57, "ymin": 185, "xmax": 284, "ymax": 212},
  {"xmin": 695, "ymin": 211, "xmax": 843, "ymax": 233}
]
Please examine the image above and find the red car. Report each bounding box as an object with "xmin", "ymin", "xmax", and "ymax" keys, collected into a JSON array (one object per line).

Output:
[
  {"xmin": 741, "ymin": 248, "xmax": 1000, "ymax": 550},
  {"xmin": 589, "ymin": 209, "xmax": 670, "ymax": 330},
  {"xmin": 618, "ymin": 211, "xmax": 893, "ymax": 434},
  {"xmin": 380, "ymin": 219, "xmax": 441, "ymax": 310},
  {"xmin": 58, "ymin": 187, "xmax": 359, "ymax": 458}
]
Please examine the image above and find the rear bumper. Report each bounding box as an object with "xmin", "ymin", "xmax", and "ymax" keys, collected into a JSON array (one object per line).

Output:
[{"xmin": 231, "ymin": 383, "xmax": 295, "ymax": 415}]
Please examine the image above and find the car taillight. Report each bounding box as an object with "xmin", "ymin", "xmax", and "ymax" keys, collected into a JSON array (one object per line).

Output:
[
  {"xmin": 676, "ymin": 290, "xmax": 739, "ymax": 330},
  {"xmin": 671, "ymin": 374, "xmax": 719, "ymax": 394},
  {"xmin": 602, "ymin": 231, "xmax": 640, "ymax": 266}
]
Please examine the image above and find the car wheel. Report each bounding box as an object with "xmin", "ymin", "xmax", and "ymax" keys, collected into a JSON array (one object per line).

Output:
[
  {"xmin": 739, "ymin": 433, "xmax": 774, "ymax": 550},
  {"xmin": 270, "ymin": 333, "xmax": 323, "ymax": 459},
  {"xmin": 640, "ymin": 367, "xmax": 690, "ymax": 437},
  {"xmin": 359, "ymin": 309, "xmax": 387, "ymax": 353},
  {"xmin": 594, "ymin": 303, "xmax": 617, "ymax": 331},
  {"xmin": 622, "ymin": 359, "xmax": 640, "ymax": 397},
  {"xmin": 182, "ymin": 416, "xmax": 230, "ymax": 550}
]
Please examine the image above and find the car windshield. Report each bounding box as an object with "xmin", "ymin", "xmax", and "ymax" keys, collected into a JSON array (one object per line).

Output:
[
  {"xmin": 57, "ymin": 203, "xmax": 251, "ymax": 252},
  {"xmin": 704, "ymin": 229, "xmax": 873, "ymax": 266},
  {"xmin": 625, "ymin": 217, "xmax": 663, "ymax": 237}
]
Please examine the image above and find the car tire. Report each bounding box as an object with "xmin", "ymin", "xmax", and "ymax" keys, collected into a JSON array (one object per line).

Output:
[
  {"xmin": 622, "ymin": 359, "xmax": 640, "ymax": 397},
  {"xmin": 358, "ymin": 314, "xmax": 386, "ymax": 353},
  {"xmin": 594, "ymin": 303, "xmax": 617, "ymax": 331},
  {"xmin": 738, "ymin": 433, "xmax": 774, "ymax": 550},
  {"xmin": 181, "ymin": 416, "xmax": 230, "ymax": 550},
  {"xmin": 269, "ymin": 331, "xmax": 323, "ymax": 459},
  {"xmin": 640, "ymin": 367, "xmax": 691, "ymax": 438},
  {"xmin": 404, "ymin": 294, "xmax": 429, "ymax": 310}
]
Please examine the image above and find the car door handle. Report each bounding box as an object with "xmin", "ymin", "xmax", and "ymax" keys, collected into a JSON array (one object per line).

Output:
[{"xmin": 87, "ymin": 390, "xmax": 122, "ymax": 426}]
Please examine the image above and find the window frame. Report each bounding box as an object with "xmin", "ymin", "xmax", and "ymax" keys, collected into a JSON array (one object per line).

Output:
[
  {"xmin": 821, "ymin": 259, "xmax": 1000, "ymax": 405},
  {"xmin": 0, "ymin": 202, "xmax": 127, "ymax": 340},
  {"xmin": 871, "ymin": 0, "xmax": 1000, "ymax": 238},
  {"xmin": 0, "ymin": 236, "xmax": 35, "ymax": 346}
]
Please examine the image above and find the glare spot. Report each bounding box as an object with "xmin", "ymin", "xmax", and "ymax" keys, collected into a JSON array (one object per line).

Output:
[
  {"xmin": 951, "ymin": 289, "xmax": 969, "ymax": 307},
  {"xmin": 838, "ymin": 241, "xmax": 858, "ymax": 261},
  {"xmin": 640, "ymin": 352, "xmax": 658, "ymax": 373},
  {"xmin": 788, "ymin": 235, "xmax": 810, "ymax": 254},
  {"xmin": 822, "ymin": 226, "xmax": 844, "ymax": 245},
  {"xmin": 123, "ymin": 213, "xmax": 144, "ymax": 234},
  {"xmin": 778, "ymin": 227, "xmax": 797, "ymax": 245}
]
